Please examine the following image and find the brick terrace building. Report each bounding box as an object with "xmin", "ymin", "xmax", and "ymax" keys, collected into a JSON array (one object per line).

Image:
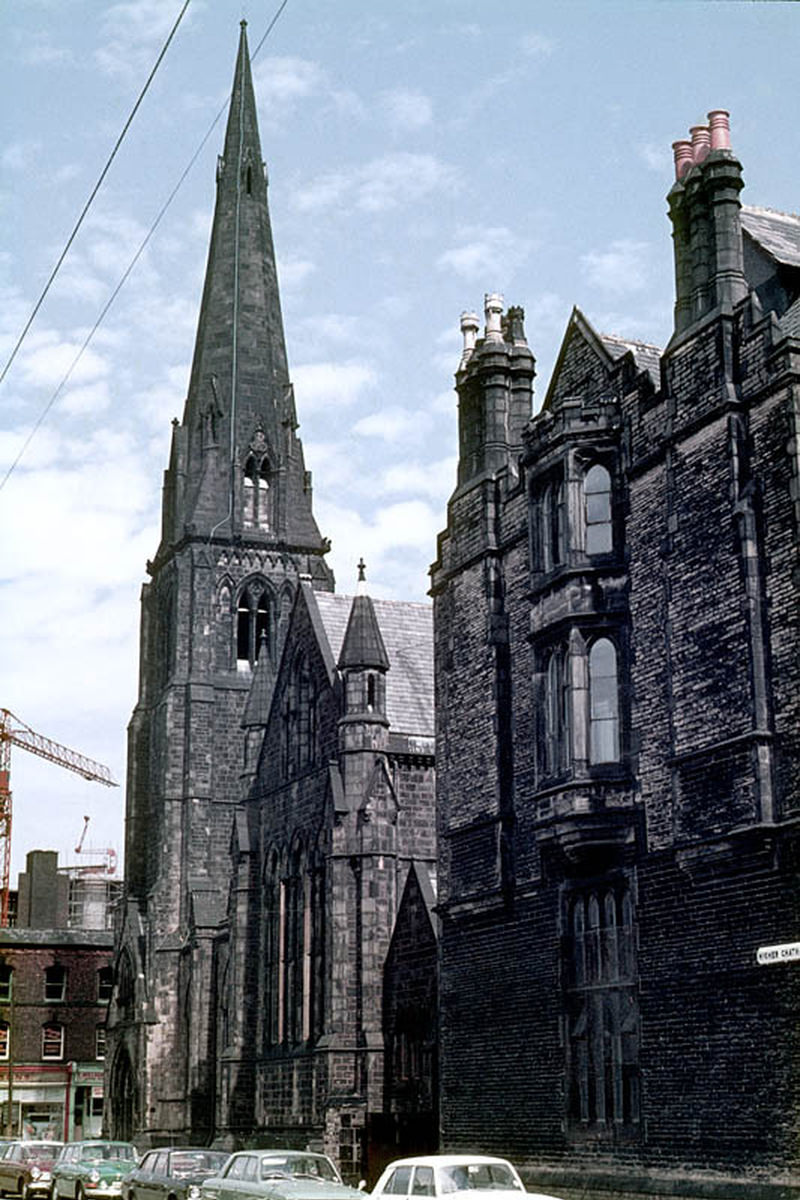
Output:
[
  {"xmin": 0, "ymin": 851, "xmax": 116, "ymax": 1140},
  {"xmin": 431, "ymin": 111, "xmax": 799, "ymax": 1200}
]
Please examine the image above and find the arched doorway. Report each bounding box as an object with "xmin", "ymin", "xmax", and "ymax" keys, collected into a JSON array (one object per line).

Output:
[{"xmin": 108, "ymin": 1047, "xmax": 135, "ymax": 1141}]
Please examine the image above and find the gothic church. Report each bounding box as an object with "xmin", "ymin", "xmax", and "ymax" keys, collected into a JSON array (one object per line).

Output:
[{"xmin": 106, "ymin": 27, "xmax": 436, "ymax": 1173}]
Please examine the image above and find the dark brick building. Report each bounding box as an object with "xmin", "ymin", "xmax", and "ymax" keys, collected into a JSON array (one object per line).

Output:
[
  {"xmin": 0, "ymin": 851, "xmax": 115, "ymax": 1140},
  {"xmin": 107, "ymin": 26, "xmax": 437, "ymax": 1170},
  {"xmin": 431, "ymin": 111, "xmax": 799, "ymax": 1200}
]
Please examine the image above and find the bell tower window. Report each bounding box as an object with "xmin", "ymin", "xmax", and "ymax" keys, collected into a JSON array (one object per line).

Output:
[
  {"xmin": 243, "ymin": 455, "xmax": 271, "ymax": 531},
  {"xmin": 237, "ymin": 583, "xmax": 271, "ymax": 670}
]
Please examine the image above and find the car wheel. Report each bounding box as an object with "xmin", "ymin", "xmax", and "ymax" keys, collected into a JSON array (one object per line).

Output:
[{"xmin": 76, "ymin": 1186, "xmax": 84, "ymax": 1200}]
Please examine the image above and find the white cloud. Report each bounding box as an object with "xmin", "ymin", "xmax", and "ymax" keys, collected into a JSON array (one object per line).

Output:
[
  {"xmin": 352, "ymin": 405, "xmax": 435, "ymax": 443},
  {"xmin": 253, "ymin": 56, "xmax": 327, "ymax": 125},
  {"xmin": 382, "ymin": 88, "xmax": 433, "ymax": 133},
  {"xmin": 377, "ymin": 458, "xmax": 457, "ymax": 499},
  {"xmin": 2, "ymin": 141, "xmax": 41, "ymax": 171},
  {"xmin": 292, "ymin": 360, "xmax": 378, "ymax": 411},
  {"xmin": 639, "ymin": 142, "xmax": 671, "ymax": 173},
  {"xmin": 581, "ymin": 239, "xmax": 651, "ymax": 294},
  {"xmin": 96, "ymin": 0, "xmax": 196, "ymax": 80},
  {"xmin": 60, "ymin": 380, "xmax": 112, "ymax": 417},
  {"xmin": 16, "ymin": 332, "xmax": 109, "ymax": 390},
  {"xmin": 277, "ymin": 256, "xmax": 317, "ymax": 290},
  {"xmin": 436, "ymin": 225, "xmax": 535, "ymax": 283},
  {"xmin": 296, "ymin": 154, "xmax": 458, "ymax": 215},
  {"xmin": 521, "ymin": 32, "xmax": 556, "ymax": 57}
]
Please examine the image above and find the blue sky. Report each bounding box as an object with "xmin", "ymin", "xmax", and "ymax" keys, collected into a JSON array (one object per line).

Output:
[{"xmin": 1, "ymin": 0, "xmax": 798, "ymax": 881}]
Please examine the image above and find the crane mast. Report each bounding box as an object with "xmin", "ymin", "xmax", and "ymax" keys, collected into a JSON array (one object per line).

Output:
[{"xmin": 0, "ymin": 708, "xmax": 118, "ymax": 926}]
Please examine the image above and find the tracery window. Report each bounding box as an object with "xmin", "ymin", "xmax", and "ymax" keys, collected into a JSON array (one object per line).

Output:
[
  {"xmin": 589, "ymin": 638, "xmax": 620, "ymax": 764},
  {"xmin": 281, "ymin": 655, "xmax": 317, "ymax": 776},
  {"xmin": 584, "ymin": 464, "xmax": 613, "ymax": 555},
  {"xmin": 264, "ymin": 851, "xmax": 324, "ymax": 1049},
  {"xmin": 237, "ymin": 582, "xmax": 271, "ymax": 670},
  {"xmin": 243, "ymin": 455, "xmax": 272, "ymax": 531},
  {"xmin": 566, "ymin": 883, "xmax": 639, "ymax": 1129}
]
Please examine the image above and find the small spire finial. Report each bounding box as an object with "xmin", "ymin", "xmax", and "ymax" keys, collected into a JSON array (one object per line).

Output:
[{"xmin": 357, "ymin": 558, "xmax": 366, "ymax": 583}]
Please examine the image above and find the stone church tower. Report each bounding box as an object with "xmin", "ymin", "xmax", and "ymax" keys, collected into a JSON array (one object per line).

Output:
[{"xmin": 107, "ymin": 23, "xmax": 333, "ymax": 1144}]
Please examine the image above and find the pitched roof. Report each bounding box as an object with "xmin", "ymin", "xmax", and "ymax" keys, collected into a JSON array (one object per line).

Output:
[
  {"xmin": 598, "ymin": 331, "xmax": 662, "ymax": 386},
  {"xmin": 741, "ymin": 205, "xmax": 800, "ymax": 269},
  {"xmin": 312, "ymin": 591, "xmax": 433, "ymax": 737}
]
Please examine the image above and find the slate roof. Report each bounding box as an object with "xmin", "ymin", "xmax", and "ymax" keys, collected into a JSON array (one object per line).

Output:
[
  {"xmin": 339, "ymin": 594, "xmax": 390, "ymax": 671},
  {"xmin": 313, "ymin": 591, "xmax": 434, "ymax": 738},
  {"xmin": 779, "ymin": 295, "xmax": 800, "ymax": 339},
  {"xmin": 599, "ymin": 331, "xmax": 662, "ymax": 386},
  {"xmin": 741, "ymin": 205, "xmax": 800, "ymax": 269}
]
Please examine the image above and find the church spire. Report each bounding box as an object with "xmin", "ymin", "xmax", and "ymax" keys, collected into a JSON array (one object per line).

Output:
[{"xmin": 159, "ymin": 22, "xmax": 326, "ymax": 555}]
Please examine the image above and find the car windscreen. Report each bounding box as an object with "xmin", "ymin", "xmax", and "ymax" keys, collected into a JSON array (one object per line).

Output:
[
  {"xmin": 84, "ymin": 1146, "xmax": 137, "ymax": 1163},
  {"xmin": 438, "ymin": 1165, "xmax": 522, "ymax": 1192},
  {"xmin": 170, "ymin": 1153, "xmax": 229, "ymax": 1178},
  {"xmin": 22, "ymin": 1146, "xmax": 61, "ymax": 1162},
  {"xmin": 260, "ymin": 1156, "xmax": 339, "ymax": 1183}
]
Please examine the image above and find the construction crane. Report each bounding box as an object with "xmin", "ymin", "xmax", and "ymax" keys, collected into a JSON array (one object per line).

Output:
[
  {"xmin": 73, "ymin": 814, "xmax": 118, "ymax": 876},
  {"xmin": 0, "ymin": 708, "xmax": 118, "ymax": 927}
]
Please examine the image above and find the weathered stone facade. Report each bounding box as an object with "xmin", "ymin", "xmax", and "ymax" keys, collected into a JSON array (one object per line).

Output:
[
  {"xmin": 107, "ymin": 27, "xmax": 437, "ymax": 1173},
  {"xmin": 431, "ymin": 113, "xmax": 799, "ymax": 1199},
  {"xmin": 107, "ymin": 24, "xmax": 333, "ymax": 1146},
  {"xmin": 214, "ymin": 582, "xmax": 435, "ymax": 1181}
]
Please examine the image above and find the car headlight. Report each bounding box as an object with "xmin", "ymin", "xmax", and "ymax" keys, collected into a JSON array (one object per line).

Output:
[
  {"xmin": 30, "ymin": 1168, "xmax": 42, "ymax": 1181},
  {"xmin": 188, "ymin": 1187, "xmax": 201, "ymax": 1199},
  {"xmin": 89, "ymin": 1170, "xmax": 101, "ymax": 1183}
]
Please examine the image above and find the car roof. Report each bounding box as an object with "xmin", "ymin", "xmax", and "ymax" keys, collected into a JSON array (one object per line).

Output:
[{"xmin": 381, "ymin": 1157, "xmax": 514, "ymax": 1169}]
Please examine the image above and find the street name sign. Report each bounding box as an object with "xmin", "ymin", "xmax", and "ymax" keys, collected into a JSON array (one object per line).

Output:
[{"xmin": 756, "ymin": 942, "xmax": 800, "ymax": 966}]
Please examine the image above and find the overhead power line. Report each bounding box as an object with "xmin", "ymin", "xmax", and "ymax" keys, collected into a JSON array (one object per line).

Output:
[
  {"xmin": 0, "ymin": 0, "xmax": 292, "ymax": 495},
  {"xmin": 0, "ymin": 0, "xmax": 192, "ymax": 393}
]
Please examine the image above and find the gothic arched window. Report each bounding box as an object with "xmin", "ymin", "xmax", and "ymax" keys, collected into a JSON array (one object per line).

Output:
[
  {"xmin": 584, "ymin": 464, "xmax": 613, "ymax": 555},
  {"xmin": 243, "ymin": 455, "xmax": 271, "ymax": 531},
  {"xmin": 589, "ymin": 638, "xmax": 620, "ymax": 764},
  {"xmin": 236, "ymin": 582, "xmax": 271, "ymax": 670},
  {"xmin": 567, "ymin": 883, "xmax": 639, "ymax": 1128}
]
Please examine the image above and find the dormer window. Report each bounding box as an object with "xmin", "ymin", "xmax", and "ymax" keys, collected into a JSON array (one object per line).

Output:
[
  {"xmin": 243, "ymin": 455, "xmax": 271, "ymax": 531},
  {"xmin": 584, "ymin": 464, "xmax": 613, "ymax": 555}
]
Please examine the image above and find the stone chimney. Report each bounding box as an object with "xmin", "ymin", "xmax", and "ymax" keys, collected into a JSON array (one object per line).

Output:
[{"xmin": 668, "ymin": 109, "xmax": 747, "ymax": 336}]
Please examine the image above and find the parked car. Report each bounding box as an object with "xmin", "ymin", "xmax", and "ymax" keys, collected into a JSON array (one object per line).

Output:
[
  {"xmin": 125, "ymin": 1150, "xmax": 230, "ymax": 1200},
  {"xmin": 0, "ymin": 1141, "xmax": 63, "ymax": 1199},
  {"xmin": 370, "ymin": 1156, "xmax": 564, "ymax": 1200},
  {"xmin": 200, "ymin": 1151, "xmax": 365, "ymax": 1200},
  {"xmin": 52, "ymin": 1143, "xmax": 139, "ymax": 1200}
]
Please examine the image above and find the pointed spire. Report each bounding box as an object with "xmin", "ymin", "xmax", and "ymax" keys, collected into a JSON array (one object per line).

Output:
[
  {"xmin": 338, "ymin": 563, "xmax": 390, "ymax": 672},
  {"xmin": 160, "ymin": 24, "xmax": 329, "ymax": 557}
]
